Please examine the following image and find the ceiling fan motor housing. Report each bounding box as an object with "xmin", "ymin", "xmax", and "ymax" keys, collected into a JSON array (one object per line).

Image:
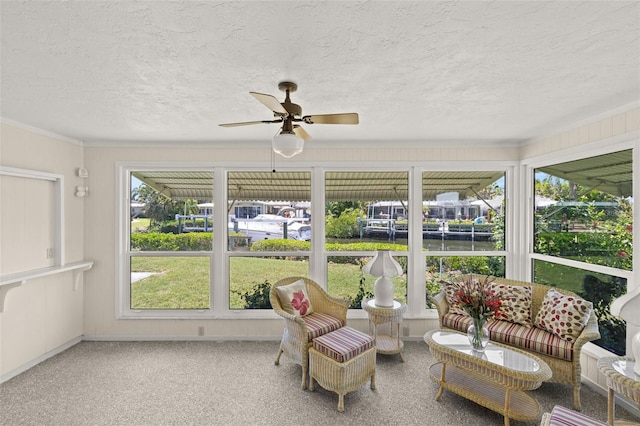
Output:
[
  {"xmin": 282, "ymin": 101, "xmax": 302, "ymax": 117},
  {"xmin": 279, "ymin": 81, "xmax": 302, "ymax": 117}
]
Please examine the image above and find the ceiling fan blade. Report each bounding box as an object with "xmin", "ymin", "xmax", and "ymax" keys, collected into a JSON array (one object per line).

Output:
[
  {"xmin": 293, "ymin": 125, "xmax": 312, "ymax": 141},
  {"xmin": 250, "ymin": 92, "xmax": 288, "ymax": 115},
  {"xmin": 303, "ymin": 113, "xmax": 359, "ymax": 125},
  {"xmin": 219, "ymin": 119, "xmax": 282, "ymax": 127}
]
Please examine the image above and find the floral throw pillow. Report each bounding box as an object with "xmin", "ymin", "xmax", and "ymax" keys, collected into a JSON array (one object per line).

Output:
[
  {"xmin": 490, "ymin": 283, "xmax": 533, "ymax": 327},
  {"xmin": 441, "ymin": 280, "xmax": 469, "ymax": 316},
  {"xmin": 275, "ymin": 279, "xmax": 314, "ymax": 316},
  {"xmin": 534, "ymin": 288, "xmax": 593, "ymax": 342}
]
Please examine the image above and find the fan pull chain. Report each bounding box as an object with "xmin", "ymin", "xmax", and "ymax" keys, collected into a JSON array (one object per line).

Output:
[{"xmin": 271, "ymin": 146, "xmax": 277, "ymax": 174}]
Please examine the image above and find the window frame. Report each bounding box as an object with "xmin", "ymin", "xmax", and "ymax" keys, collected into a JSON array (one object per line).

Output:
[
  {"xmin": 117, "ymin": 164, "xmax": 217, "ymax": 319},
  {"xmin": 522, "ymin": 138, "xmax": 635, "ymax": 286},
  {"xmin": 116, "ymin": 161, "xmax": 518, "ymax": 320}
]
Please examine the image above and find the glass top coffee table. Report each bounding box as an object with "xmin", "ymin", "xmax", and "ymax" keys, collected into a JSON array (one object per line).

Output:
[{"xmin": 424, "ymin": 329, "xmax": 552, "ymax": 426}]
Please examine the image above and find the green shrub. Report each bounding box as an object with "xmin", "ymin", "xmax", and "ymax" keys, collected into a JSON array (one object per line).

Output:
[
  {"xmin": 425, "ymin": 278, "xmax": 441, "ymax": 308},
  {"xmin": 159, "ymin": 223, "xmax": 180, "ymax": 233},
  {"xmin": 578, "ymin": 275, "xmax": 626, "ymax": 356},
  {"xmin": 325, "ymin": 208, "xmax": 364, "ymax": 238},
  {"xmin": 233, "ymin": 280, "xmax": 272, "ymax": 309},
  {"xmin": 326, "ymin": 242, "xmax": 407, "ymax": 266},
  {"xmin": 131, "ymin": 232, "xmax": 212, "ymax": 251},
  {"xmin": 348, "ymin": 263, "xmax": 373, "ymax": 309},
  {"xmin": 250, "ymin": 239, "xmax": 310, "ymax": 252},
  {"xmin": 536, "ymin": 231, "xmax": 632, "ymax": 270}
]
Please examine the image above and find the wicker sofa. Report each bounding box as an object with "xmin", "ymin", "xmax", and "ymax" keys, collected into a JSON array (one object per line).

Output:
[{"xmin": 433, "ymin": 276, "xmax": 601, "ymax": 410}]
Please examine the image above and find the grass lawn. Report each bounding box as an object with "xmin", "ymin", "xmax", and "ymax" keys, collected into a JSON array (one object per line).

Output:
[
  {"xmin": 131, "ymin": 256, "xmax": 406, "ymax": 309},
  {"xmin": 131, "ymin": 256, "xmax": 210, "ymax": 309}
]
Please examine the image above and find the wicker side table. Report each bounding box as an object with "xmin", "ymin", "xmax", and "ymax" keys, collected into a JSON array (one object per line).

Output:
[
  {"xmin": 597, "ymin": 357, "xmax": 640, "ymax": 425},
  {"xmin": 362, "ymin": 298, "xmax": 408, "ymax": 361}
]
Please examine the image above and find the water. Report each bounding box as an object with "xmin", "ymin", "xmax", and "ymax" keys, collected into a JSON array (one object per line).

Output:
[{"xmin": 327, "ymin": 236, "xmax": 497, "ymax": 251}]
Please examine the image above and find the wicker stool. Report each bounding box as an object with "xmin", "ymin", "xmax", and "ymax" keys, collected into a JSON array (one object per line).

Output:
[{"xmin": 309, "ymin": 326, "xmax": 376, "ymax": 412}]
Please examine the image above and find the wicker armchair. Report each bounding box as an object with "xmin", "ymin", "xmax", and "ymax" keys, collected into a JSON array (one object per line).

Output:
[{"xmin": 270, "ymin": 276, "xmax": 350, "ymax": 389}]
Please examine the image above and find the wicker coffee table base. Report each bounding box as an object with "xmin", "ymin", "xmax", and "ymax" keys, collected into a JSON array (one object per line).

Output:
[
  {"xmin": 429, "ymin": 363, "xmax": 543, "ymax": 425},
  {"xmin": 424, "ymin": 330, "xmax": 551, "ymax": 426}
]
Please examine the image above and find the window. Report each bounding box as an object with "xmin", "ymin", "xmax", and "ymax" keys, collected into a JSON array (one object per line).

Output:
[
  {"xmin": 422, "ymin": 170, "xmax": 508, "ymax": 308},
  {"xmin": 324, "ymin": 171, "xmax": 409, "ymax": 306},
  {"xmin": 227, "ymin": 171, "xmax": 311, "ymax": 310},
  {"xmin": 534, "ymin": 150, "xmax": 632, "ymax": 270},
  {"xmin": 121, "ymin": 169, "xmax": 214, "ymax": 316},
  {"xmin": 533, "ymin": 149, "xmax": 633, "ymax": 355},
  {"xmin": 533, "ymin": 259, "xmax": 627, "ymax": 355},
  {"xmin": 117, "ymin": 164, "xmax": 516, "ymax": 318}
]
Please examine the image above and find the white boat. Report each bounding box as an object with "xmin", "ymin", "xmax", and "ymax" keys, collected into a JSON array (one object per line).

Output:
[{"xmin": 230, "ymin": 213, "xmax": 311, "ymax": 241}]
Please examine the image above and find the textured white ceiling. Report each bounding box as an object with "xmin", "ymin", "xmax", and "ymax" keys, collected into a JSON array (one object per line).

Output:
[{"xmin": 1, "ymin": 1, "xmax": 639, "ymax": 146}]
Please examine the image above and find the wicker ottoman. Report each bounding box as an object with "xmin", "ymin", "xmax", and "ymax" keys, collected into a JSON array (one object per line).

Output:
[{"xmin": 309, "ymin": 326, "xmax": 376, "ymax": 412}]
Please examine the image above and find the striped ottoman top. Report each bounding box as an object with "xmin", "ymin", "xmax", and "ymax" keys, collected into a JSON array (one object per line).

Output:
[
  {"xmin": 312, "ymin": 326, "xmax": 375, "ymax": 363},
  {"xmin": 543, "ymin": 405, "xmax": 605, "ymax": 426}
]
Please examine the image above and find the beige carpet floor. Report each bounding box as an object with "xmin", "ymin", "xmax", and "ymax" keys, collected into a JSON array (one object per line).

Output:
[{"xmin": 0, "ymin": 340, "xmax": 636, "ymax": 425}]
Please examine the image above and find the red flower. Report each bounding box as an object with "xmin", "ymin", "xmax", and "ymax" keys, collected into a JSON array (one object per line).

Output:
[
  {"xmin": 619, "ymin": 251, "xmax": 627, "ymax": 258},
  {"xmin": 291, "ymin": 290, "xmax": 310, "ymax": 315},
  {"xmin": 450, "ymin": 275, "xmax": 502, "ymax": 321}
]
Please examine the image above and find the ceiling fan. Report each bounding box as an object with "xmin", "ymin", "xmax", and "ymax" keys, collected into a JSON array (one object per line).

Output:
[{"xmin": 219, "ymin": 81, "xmax": 359, "ymax": 158}]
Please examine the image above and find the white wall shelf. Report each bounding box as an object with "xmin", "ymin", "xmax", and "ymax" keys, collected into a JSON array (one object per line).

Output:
[{"xmin": 0, "ymin": 260, "xmax": 93, "ymax": 312}]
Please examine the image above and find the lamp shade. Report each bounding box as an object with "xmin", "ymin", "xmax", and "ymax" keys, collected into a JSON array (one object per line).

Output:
[
  {"xmin": 272, "ymin": 131, "xmax": 304, "ymax": 158},
  {"xmin": 363, "ymin": 250, "xmax": 402, "ymax": 278}
]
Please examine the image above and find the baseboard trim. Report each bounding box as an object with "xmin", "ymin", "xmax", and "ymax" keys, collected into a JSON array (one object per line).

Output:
[
  {"xmin": 81, "ymin": 334, "xmax": 282, "ymax": 342},
  {"xmin": 0, "ymin": 336, "xmax": 82, "ymax": 384}
]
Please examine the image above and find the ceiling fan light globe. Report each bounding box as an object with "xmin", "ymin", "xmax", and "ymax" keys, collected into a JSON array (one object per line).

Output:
[{"xmin": 272, "ymin": 132, "xmax": 304, "ymax": 158}]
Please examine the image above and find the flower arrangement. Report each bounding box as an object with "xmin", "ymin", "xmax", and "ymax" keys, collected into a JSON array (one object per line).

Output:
[
  {"xmin": 451, "ymin": 275, "xmax": 502, "ymax": 322},
  {"xmin": 450, "ymin": 274, "xmax": 502, "ymax": 351}
]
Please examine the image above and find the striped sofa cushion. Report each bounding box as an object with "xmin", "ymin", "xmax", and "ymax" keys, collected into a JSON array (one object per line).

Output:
[
  {"xmin": 303, "ymin": 312, "xmax": 344, "ymax": 341},
  {"xmin": 312, "ymin": 326, "xmax": 375, "ymax": 363},
  {"xmin": 542, "ymin": 404, "xmax": 605, "ymax": 426},
  {"xmin": 442, "ymin": 313, "xmax": 575, "ymax": 361}
]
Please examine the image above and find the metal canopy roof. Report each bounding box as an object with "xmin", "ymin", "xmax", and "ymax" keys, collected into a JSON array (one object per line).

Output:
[
  {"xmin": 133, "ymin": 170, "xmax": 504, "ymax": 202},
  {"xmin": 133, "ymin": 151, "xmax": 631, "ymax": 202},
  {"xmin": 421, "ymin": 171, "xmax": 504, "ymax": 200},
  {"xmin": 133, "ymin": 171, "xmax": 215, "ymax": 200},
  {"xmin": 537, "ymin": 149, "xmax": 632, "ymax": 198}
]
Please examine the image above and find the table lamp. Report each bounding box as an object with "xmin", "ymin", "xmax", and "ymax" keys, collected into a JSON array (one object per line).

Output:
[{"xmin": 363, "ymin": 250, "xmax": 402, "ymax": 307}]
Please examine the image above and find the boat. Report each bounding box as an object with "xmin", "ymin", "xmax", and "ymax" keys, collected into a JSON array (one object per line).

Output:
[
  {"xmin": 230, "ymin": 213, "xmax": 311, "ymax": 241},
  {"xmin": 176, "ymin": 202, "xmax": 312, "ymax": 241}
]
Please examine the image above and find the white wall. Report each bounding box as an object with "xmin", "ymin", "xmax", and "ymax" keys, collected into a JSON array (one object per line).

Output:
[{"xmin": 0, "ymin": 122, "xmax": 85, "ymax": 380}]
